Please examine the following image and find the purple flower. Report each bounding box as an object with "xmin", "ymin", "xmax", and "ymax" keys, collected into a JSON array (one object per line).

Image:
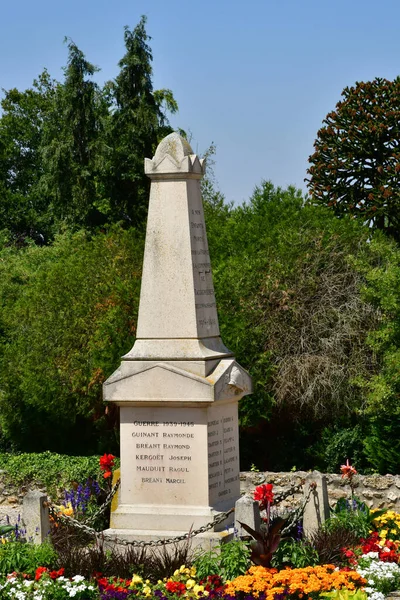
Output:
[
  {"xmin": 84, "ymin": 481, "xmax": 92, "ymax": 501},
  {"xmin": 296, "ymin": 522, "xmax": 303, "ymax": 540},
  {"xmin": 100, "ymin": 590, "xmax": 129, "ymax": 600}
]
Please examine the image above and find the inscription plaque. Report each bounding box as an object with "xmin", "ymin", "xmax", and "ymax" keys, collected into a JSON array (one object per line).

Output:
[{"xmin": 121, "ymin": 406, "xmax": 209, "ymax": 507}]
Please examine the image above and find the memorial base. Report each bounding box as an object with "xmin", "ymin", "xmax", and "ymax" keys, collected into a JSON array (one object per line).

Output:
[
  {"xmin": 110, "ymin": 503, "xmax": 235, "ymax": 532},
  {"xmin": 103, "ymin": 527, "xmax": 235, "ymax": 553}
]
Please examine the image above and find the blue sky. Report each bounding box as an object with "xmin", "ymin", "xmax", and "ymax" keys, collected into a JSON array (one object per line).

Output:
[{"xmin": 1, "ymin": 0, "xmax": 400, "ymax": 204}]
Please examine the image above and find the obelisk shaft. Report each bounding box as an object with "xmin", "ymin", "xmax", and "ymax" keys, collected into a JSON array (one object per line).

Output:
[{"xmin": 124, "ymin": 133, "xmax": 231, "ymax": 361}]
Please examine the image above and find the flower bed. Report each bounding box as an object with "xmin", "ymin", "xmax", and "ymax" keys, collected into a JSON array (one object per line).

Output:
[
  {"xmin": 0, "ymin": 564, "xmax": 367, "ymax": 600},
  {"xmin": 1, "ymin": 457, "xmax": 400, "ymax": 600}
]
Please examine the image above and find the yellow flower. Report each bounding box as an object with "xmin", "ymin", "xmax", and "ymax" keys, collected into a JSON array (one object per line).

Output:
[
  {"xmin": 130, "ymin": 575, "xmax": 143, "ymax": 586},
  {"xmin": 186, "ymin": 579, "xmax": 196, "ymax": 590},
  {"xmin": 143, "ymin": 586, "xmax": 152, "ymax": 597},
  {"xmin": 190, "ymin": 567, "xmax": 197, "ymax": 578},
  {"xmin": 193, "ymin": 584, "xmax": 205, "ymax": 596},
  {"xmin": 180, "ymin": 565, "xmax": 187, "ymax": 574},
  {"xmin": 58, "ymin": 502, "xmax": 74, "ymax": 517},
  {"xmin": 174, "ymin": 570, "xmax": 180, "ymax": 577}
]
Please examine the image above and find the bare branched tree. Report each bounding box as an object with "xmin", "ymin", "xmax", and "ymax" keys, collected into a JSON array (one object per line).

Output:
[{"xmin": 250, "ymin": 236, "xmax": 381, "ymax": 418}]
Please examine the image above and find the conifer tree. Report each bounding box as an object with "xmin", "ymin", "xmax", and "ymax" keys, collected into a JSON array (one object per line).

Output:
[
  {"xmin": 307, "ymin": 77, "xmax": 400, "ymax": 241},
  {"xmin": 40, "ymin": 40, "xmax": 107, "ymax": 228},
  {"xmin": 107, "ymin": 16, "xmax": 178, "ymax": 226}
]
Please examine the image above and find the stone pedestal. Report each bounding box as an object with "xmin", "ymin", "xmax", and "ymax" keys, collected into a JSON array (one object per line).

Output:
[{"xmin": 103, "ymin": 133, "xmax": 252, "ymax": 544}]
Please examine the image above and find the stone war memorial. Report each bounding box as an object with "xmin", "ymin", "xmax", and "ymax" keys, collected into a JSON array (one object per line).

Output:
[{"xmin": 103, "ymin": 133, "xmax": 252, "ymax": 546}]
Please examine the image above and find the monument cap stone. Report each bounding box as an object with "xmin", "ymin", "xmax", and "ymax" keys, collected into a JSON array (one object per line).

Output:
[{"xmin": 145, "ymin": 132, "xmax": 203, "ymax": 178}]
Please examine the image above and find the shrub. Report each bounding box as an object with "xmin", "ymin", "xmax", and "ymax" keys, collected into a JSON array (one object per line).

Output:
[
  {"xmin": 0, "ymin": 540, "xmax": 57, "ymax": 577},
  {"xmin": 271, "ymin": 537, "xmax": 319, "ymax": 569},
  {"xmin": 0, "ymin": 452, "xmax": 116, "ymax": 500},
  {"xmin": 193, "ymin": 539, "xmax": 251, "ymax": 582}
]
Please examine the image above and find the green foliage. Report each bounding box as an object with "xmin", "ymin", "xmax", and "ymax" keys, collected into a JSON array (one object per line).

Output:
[
  {"xmin": 0, "ymin": 452, "xmax": 110, "ymax": 498},
  {"xmin": 208, "ymin": 182, "xmax": 380, "ymax": 425},
  {"xmin": 0, "ymin": 16, "xmax": 177, "ymax": 242},
  {"xmin": 218, "ymin": 539, "xmax": 252, "ymax": 581},
  {"xmin": 307, "ymin": 77, "xmax": 400, "ymax": 241},
  {"xmin": 0, "ymin": 226, "xmax": 143, "ymax": 453},
  {"xmin": 364, "ymin": 417, "xmax": 400, "ymax": 474},
  {"xmin": 39, "ymin": 39, "xmax": 108, "ymax": 230},
  {"xmin": 0, "ymin": 70, "xmax": 56, "ymax": 243},
  {"xmin": 103, "ymin": 16, "xmax": 177, "ymax": 227},
  {"xmin": 193, "ymin": 539, "xmax": 251, "ymax": 582},
  {"xmin": 192, "ymin": 549, "xmax": 220, "ymax": 581},
  {"xmin": 352, "ymin": 234, "xmax": 400, "ymax": 473},
  {"xmin": 322, "ymin": 590, "xmax": 367, "ymax": 600},
  {"xmin": 271, "ymin": 537, "xmax": 319, "ymax": 569},
  {"xmin": 316, "ymin": 425, "xmax": 370, "ymax": 474},
  {"xmin": 0, "ymin": 541, "xmax": 57, "ymax": 577},
  {"xmin": 205, "ymin": 181, "xmax": 394, "ymax": 470},
  {"xmin": 323, "ymin": 498, "xmax": 376, "ymax": 539}
]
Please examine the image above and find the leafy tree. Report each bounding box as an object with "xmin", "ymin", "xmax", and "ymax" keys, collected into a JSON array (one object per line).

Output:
[
  {"xmin": 0, "ymin": 70, "xmax": 56, "ymax": 243},
  {"xmin": 0, "ymin": 227, "xmax": 144, "ymax": 453},
  {"xmin": 1, "ymin": 178, "xmax": 400, "ymax": 470},
  {"xmin": 205, "ymin": 182, "xmax": 391, "ymax": 470},
  {"xmin": 106, "ymin": 16, "xmax": 178, "ymax": 226},
  {"xmin": 353, "ymin": 233, "xmax": 400, "ymax": 473},
  {"xmin": 306, "ymin": 77, "xmax": 400, "ymax": 240},
  {"xmin": 0, "ymin": 17, "xmax": 177, "ymax": 242}
]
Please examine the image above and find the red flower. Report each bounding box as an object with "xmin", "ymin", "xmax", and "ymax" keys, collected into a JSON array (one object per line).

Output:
[
  {"xmin": 166, "ymin": 581, "xmax": 186, "ymax": 595},
  {"xmin": 340, "ymin": 459, "xmax": 357, "ymax": 480},
  {"xmin": 35, "ymin": 567, "xmax": 48, "ymax": 581},
  {"xmin": 49, "ymin": 568, "xmax": 65, "ymax": 580},
  {"xmin": 254, "ymin": 483, "xmax": 274, "ymax": 509},
  {"xmin": 202, "ymin": 574, "xmax": 224, "ymax": 593},
  {"xmin": 100, "ymin": 454, "xmax": 115, "ymax": 479}
]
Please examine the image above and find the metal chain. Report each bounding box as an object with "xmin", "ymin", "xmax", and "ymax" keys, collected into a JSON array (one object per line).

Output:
[
  {"xmin": 49, "ymin": 478, "xmax": 314, "ymax": 547},
  {"xmin": 83, "ymin": 479, "xmax": 120, "ymax": 525},
  {"xmin": 50, "ymin": 503, "xmax": 235, "ymax": 547},
  {"xmin": 281, "ymin": 481, "xmax": 315, "ymax": 534},
  {"xmin": 273, "ymin": 482, "xmax": 305, "ymax": 505}
]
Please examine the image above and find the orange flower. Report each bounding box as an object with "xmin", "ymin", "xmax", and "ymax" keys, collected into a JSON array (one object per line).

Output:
[
  {"xmin": 224, "ymin": 565, "xmax": 366, "ymax": 599},
  {"xmin": 340, "ymin": 459, "xmax": 357, "ymax": 480}
]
